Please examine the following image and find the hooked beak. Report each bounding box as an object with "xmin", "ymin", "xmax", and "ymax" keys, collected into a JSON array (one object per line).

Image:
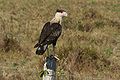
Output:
[{"xmin": 62, "ymin": 12, "xmax": 68, "ymax": 17}]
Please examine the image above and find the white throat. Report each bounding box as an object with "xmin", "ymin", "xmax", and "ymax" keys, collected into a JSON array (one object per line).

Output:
[{"xmin": 50, "ymin": 13, "xmax": 63, "ymax": 24}]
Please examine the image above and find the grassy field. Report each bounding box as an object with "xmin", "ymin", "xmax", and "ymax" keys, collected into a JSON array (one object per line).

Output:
[{"xmin": 0, "ymin": 0, "xmax": 120, "ymax": 80}]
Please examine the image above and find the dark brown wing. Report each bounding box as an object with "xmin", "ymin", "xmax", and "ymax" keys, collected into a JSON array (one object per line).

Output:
[
  {"xmin": 34, "ymin": 22, "xmax": 51, "ymax": 48},
  {"xmin": 42, "ymin": 23, "xmax": 62, "ymax": 46},
  {"xmin": 34, "ymin": 22, "xmax": 62, "ymax": 48},
  {"xmin": 38, "ymin": 22, "xmax": 51, "ymax": 44}
]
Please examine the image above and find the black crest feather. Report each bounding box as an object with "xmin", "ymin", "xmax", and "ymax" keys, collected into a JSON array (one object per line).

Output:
[{"xmin": 56, "ymin": 9, "xmax": 65, "ymax": 13}]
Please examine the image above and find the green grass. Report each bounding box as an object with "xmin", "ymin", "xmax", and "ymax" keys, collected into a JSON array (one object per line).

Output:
[{"xmin": 0, "ymin": 0, "xmax": 120, "ymax": 80}]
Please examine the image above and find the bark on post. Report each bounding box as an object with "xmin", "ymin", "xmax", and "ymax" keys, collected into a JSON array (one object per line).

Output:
[{"xmin": 43, "ymin": 55, "xmax": 58, "ymax": 80}]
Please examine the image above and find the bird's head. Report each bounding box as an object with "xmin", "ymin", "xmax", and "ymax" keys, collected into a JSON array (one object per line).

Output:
[
  {"xmin": 50, "ymin": 9, "xmax": 67, "ymax": 24},
  {"xmin": 55, "ymin": 9, "xmax": 68, "ymax": 18}
]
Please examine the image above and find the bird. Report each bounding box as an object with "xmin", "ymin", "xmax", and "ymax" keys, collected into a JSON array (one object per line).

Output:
[{"xmin": 34, "ymin": 9, "xmax": 68, "ymax": 55}]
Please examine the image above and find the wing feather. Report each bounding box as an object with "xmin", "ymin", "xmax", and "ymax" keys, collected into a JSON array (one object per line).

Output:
[
  {"xmin": 34, "ymin": 22, "xmax": 62, "ymax": 48},
  {"xmin": 39, "ymin": 22, "xmax": 52, "ymax": 44}
]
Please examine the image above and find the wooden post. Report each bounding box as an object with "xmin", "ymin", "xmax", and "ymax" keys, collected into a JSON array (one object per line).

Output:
[{"xmin": 43, "ymin": 55, "xmax": 59, "ymax": 80}]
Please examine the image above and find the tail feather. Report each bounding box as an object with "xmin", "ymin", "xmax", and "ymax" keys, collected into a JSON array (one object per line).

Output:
[
  {"xmin": 34, "ymin": 43, "xmax": 39, "ymax": 48},
  {"xmin": 36, "ymin": 44, "xmax": 48, "ymax": 55}
]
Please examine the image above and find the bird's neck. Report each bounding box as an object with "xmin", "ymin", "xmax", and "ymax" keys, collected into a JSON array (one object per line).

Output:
[{"xmin": 50, "ymin": 15, "xmax": 62, "ymax": 24}]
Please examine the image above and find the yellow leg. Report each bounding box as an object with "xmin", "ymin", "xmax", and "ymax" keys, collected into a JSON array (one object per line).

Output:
[
  {"xmin": 53, "ymin": 46, "xmax": 56, "ymax": 56},
  {"xmin": 47, "ymin": 46, "xmax": 50, "ymax": 56}
]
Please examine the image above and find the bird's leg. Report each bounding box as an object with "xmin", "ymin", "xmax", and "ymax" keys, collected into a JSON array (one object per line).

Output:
[
  {"xmin": 52, "ymin": 45, "xmax": 60, "ymax": 60},
  {"xmin": 47, "ymin": 46, "xmax": 50, "ymax": 56},
  {"xmin": 53, "ymin": 45, "xmax": 56, "ymax": 56}
]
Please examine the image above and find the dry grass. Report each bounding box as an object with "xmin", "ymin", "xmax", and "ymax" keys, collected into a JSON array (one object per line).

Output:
[{"xmin": 0, "ymin": 0, "xmax": 120, "ymax": 80}]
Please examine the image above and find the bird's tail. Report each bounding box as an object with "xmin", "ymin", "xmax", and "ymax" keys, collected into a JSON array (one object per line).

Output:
[{"xmin": 35, "ymin": 44, "xmax": 48, "ymax": 55}]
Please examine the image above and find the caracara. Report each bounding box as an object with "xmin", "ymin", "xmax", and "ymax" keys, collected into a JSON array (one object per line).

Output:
[{"xmin": 34, "ymin": 9, "xmax": 68, "ymax": 55}]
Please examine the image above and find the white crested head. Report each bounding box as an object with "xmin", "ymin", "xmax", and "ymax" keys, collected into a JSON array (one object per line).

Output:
[
  {"xmin": 55, "ymin": 9, "xmax": 68, "ymax": 17},
  {"xmin": 50, "ymin": 9, "xmax": 67, "ymax": 24}
]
